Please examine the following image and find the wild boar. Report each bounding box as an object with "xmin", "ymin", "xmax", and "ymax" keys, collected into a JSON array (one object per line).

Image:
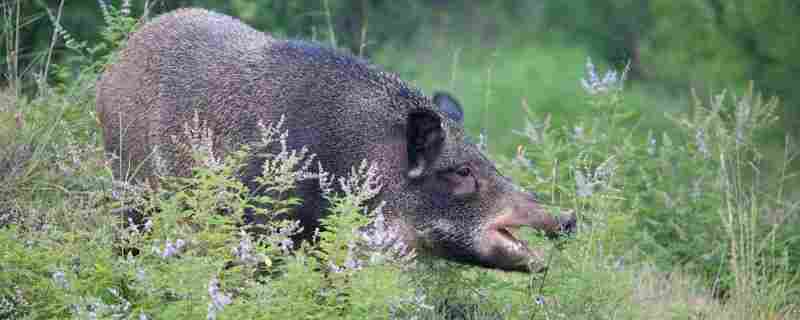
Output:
[{"xmin": 96, "ymin": 8, "xmax": 574, "ymax": 272}]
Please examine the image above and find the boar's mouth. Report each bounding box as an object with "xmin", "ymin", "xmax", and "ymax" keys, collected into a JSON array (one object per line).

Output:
[{"xmin": 478, "ymin": 209, "xmax": 549, "ymax": 273}]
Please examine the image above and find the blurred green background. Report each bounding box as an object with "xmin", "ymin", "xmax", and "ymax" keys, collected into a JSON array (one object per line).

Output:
[{"xmin": 5, "ymin": 0, "xmax": 798, "ymax": 157}]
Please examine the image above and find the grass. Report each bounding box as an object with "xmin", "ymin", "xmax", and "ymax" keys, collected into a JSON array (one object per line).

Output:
[
  {"xmin": 376, "ymin": 41, "xmax": 691, "ymax": 159},
  {"xmin": 1, "ymin": 2, "xmax": 798, "ymax": 319}
]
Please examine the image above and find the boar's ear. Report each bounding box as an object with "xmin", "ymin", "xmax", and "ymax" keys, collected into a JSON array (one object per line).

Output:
[
  {"xmin": 407, "ymin": 110, "xmax": 444, "ymax": 179},
  {"xmin": 433, "ymin": 91, "xmax": 464, "ymax": 123}
]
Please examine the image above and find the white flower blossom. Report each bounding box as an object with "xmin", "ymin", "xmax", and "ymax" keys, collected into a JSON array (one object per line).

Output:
[
  {"xmin": 207, "ymin": 277, "xmax": 232, "ymax": 320},
  {"xmin": 580, "ymin": 57, "xmax": 629, "ymax": 95}
]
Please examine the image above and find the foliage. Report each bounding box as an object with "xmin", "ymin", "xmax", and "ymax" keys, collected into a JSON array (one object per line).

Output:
[
  {"xmin": 0, "ymin": 98, "xmax": 416, "ymax": 319},
  {"xmin": 500, "ymin": 59, "xmax": 799, "ymax": 318}
]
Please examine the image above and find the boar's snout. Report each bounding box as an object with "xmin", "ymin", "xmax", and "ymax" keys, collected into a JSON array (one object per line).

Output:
[{"xmin": 478, "ymin": 193, "xmax": 576, "ymax": 272}]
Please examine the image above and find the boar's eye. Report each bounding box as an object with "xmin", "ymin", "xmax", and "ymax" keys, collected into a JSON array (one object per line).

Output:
[{"xmin": 442, "ymin": 165, "xmax": 478, "ymax": 197}]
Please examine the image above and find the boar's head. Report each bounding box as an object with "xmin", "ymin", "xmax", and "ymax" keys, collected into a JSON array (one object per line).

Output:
[{"xmin": 384, "ymin": 92, "xmax": 575, "ymax": 272}]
